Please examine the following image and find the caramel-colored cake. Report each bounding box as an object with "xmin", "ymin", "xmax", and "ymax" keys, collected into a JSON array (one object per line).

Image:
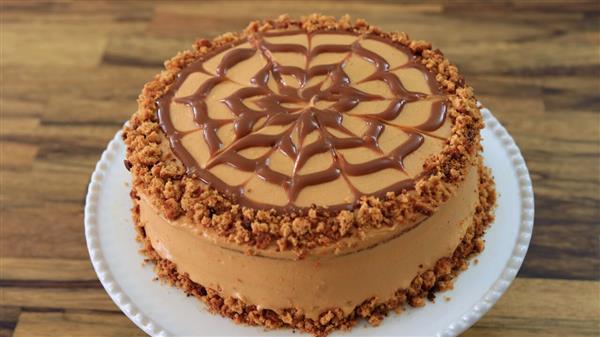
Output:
[{"xmin": 124, "ymin": 14, "xmax": 496, "ymax": 336}]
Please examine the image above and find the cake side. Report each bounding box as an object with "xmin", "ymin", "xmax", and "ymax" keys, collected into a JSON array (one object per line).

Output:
[
  {"xmin": 132, "ymin": 161, "xmax": 496, "ymax": 337},
  {"xmin": 136, "ymin": 162, "xmax": 480, "ymax": 319},
  {"xmin": 123, "ymin": 14, "xmax": 483, "ymax": 254}
]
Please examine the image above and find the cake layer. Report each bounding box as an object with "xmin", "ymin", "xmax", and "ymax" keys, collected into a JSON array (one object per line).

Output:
[{"xmin": 139, "ymin": 164, "xmax": 479, "ymax": 320}]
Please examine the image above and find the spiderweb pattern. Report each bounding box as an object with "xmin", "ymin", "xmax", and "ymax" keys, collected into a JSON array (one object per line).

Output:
[{"xmin": 158, "ymin": 31, "xmax": 447, "ymax": 210}]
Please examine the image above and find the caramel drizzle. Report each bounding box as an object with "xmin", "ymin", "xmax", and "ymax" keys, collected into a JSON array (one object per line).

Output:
[{"xmin": 157, "ymin": 30, "xmax": 447, "ymax": 211}]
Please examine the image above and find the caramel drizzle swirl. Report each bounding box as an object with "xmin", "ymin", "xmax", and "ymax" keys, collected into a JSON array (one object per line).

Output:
[{"xmin": 157, "ymin": 30, "xmax": 447, "ymax": 211}]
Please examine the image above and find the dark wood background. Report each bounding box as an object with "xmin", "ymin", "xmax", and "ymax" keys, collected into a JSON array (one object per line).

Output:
[{"xmin": 1, "ymin": 1, "xmax": 599, "ymax": 336}]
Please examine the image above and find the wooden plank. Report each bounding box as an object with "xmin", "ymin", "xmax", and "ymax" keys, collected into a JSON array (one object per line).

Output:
[
  {"xmin": 0, "ymin": 306, "xmax": 21, "ymax": 337},
  {"xmin": 149, "ymin": 2, "xmax": 444, "ymax": 38},
  {"xmin": 102, "ymin": 34, "xmax": 190, "ymax": 68},
  {"xmin": 0, "ymin": 202, "xmax": 91, "ymax": 260},
  {"xmin": 0, "ymin": 258, "xmax": 97, "ymax": 282},
  {"xmin": 465, "ymin": 316, "xmax": 599, "ymax": 337},
  {"xmin": 1, "ymin": 65, "xmax": 154, "ymax": 124},
  {"xmin": 0, "ymin": 142, "xmax": 38, "ymax": 171},
  {"xmin": 484, "ymin": 278, "xmax": 599, "ymax": 321},
  {"xmin": 1, "ymin": 165, "xmax": 95, "ymax": 208},
  {"xmin": 0, "ymin": 118, "xmax": 40, "ymax": 136},
  {"xmin": 466, "ymin": 278, "xmax": 600, "ymax": 336},
  {"xmin": 12, "ymin": 311, "xmax": 146, "ymax": 337},
  {"xmin": 441, "ymin": 31, "xmax": 599, "ymax": 75},
  {"xmin": 1, "ymin": 288, "xmax": 117, "ymax": 312},
  {"xmin": 465, "ymin": 73, "xmax": 600, "ymax": 280},
  {"xmin": 0, "ymin": 22, "xmax": 107, "ymax": 67}
]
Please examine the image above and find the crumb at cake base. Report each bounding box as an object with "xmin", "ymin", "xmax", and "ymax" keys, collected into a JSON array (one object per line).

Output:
[{"xmin": 131, "ymin": 164, "xmax": 496, "ymax": 337}]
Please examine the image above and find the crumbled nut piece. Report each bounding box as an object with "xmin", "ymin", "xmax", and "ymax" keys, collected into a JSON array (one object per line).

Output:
[
  {"xmin": 280, "ymin": 222, "xmax": 292, "ymax": 238},
  {"xmin": 367, "ymin": 314, "xmax": 383, "ymax": 326},
  {"xmin": 336, "ymin": 210, "xmax": 354, "ymax": 235},
  {"xmin": 292, "ymin": 218, "xmax": 310, "ymax": 236},
  {"xmin": 409, "ymin": 296, "xmax": 425, "ymax": 307},
  {"xmin": 319, "ymin": 311, "xmax": 335, "ymax": 325},
  {"xmin": 251, "ymin": 221, "xmax": 269, "ymax": 233}
]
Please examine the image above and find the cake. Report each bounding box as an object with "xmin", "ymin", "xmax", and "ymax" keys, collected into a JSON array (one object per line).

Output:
[{"xmin": 123, "ymin": 14, "xmax": 496, "ymax": 336}]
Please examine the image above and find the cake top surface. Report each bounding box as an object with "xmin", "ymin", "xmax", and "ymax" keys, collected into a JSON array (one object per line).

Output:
[
  {"xmin": 157, "ymin": 29, "xmax": 451, "ymax": 211},
  {"xmin": 125, "ymin": 14, "xmax": 483, "ymax": 253}
]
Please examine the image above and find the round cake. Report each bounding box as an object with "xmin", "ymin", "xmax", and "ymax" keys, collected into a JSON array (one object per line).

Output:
[{"xmin": 124, "ymin": 14, "xmax": 496, "ymax": 336}]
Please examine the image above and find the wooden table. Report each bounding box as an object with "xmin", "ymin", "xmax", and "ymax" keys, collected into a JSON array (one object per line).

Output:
[{"xmin": 1, "ymin": 1, "xmax": 598, "ymax": 336}]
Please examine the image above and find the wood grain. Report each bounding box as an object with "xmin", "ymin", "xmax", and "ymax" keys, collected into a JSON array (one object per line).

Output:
[
  {"xmin": 0, "ymin": 1, "xmax": 598, "ymax": 336},
  {"xmin": 0, "ymin": 258, "xmax": 97, "ymax": 282},
  {"xmin": 12, "ymin": 312, "xmax": 146, "ymax": 337},
  {"xmin": 462, "ymin": 278, "xmax": 600, "ymax": 337}
]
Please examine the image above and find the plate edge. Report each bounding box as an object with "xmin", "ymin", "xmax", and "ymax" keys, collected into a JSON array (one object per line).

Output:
[{"xmin": 436, "ymin": 108, "xmax": 535, "ymax": 337}]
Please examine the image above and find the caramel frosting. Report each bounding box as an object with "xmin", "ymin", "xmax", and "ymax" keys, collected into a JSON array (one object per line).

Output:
[
  {"xmin": 140, "ymin": 164, "xmax": 479, "ymax": 320},
  {"xmin": 157, "ymin": 30, "xmax": 451, "ymax": 211}
]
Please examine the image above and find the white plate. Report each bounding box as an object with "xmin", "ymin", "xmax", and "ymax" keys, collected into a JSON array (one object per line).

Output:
[{"xmin": 85, "ymin": 107, "xmax": 534, "ymax": 337}]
